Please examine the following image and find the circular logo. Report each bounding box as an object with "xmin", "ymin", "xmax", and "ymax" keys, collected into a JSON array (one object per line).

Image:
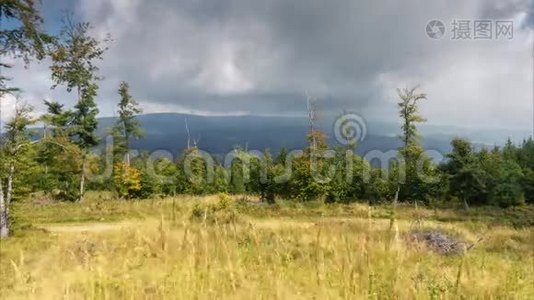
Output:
[
  {"xmin": 334, "ymin": 113, "xmax": 367, "ymax": 145},
  {"xmin": 426, "ymin": 20, "xmax": 445, "ymax": 39}
]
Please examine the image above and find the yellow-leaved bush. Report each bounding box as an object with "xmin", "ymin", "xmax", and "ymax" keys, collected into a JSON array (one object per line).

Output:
[{"xmin": 113, "ymin": 162, "xmax": 142, "ymax": 198}]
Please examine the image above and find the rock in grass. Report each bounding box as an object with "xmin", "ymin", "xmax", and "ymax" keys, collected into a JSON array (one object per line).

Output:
[{"xmin": 409, "ymin": 231, "xmax": 471, "ymax": 255}]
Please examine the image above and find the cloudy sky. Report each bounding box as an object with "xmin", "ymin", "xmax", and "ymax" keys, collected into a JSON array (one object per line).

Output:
[{"xmin": 2, "ymin": 0, "xmax": 533, "ymax": 131}]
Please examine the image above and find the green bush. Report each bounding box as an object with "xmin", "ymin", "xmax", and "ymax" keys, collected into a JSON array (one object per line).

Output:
[{"xmin": 490, "ymin": 183, "xmax": 525, "ymax": 208}]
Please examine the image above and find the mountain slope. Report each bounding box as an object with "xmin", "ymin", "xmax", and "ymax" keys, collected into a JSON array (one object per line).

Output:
[{"xmin": 97, "ymin": 113, "xmax": 459, "ymax": 156}]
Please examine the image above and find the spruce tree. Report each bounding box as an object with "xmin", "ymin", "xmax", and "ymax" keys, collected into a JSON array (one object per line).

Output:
[
  {"xmin": 441, "ymin": 138, "xmax": 486, "ymax": 209},
  {"xmin": 112, "ymin": 81, "xmax": 143, "ymax": 165},
  {"xmin": 110, "ymin": 81, "xmax": 143, "ymax": 198}
]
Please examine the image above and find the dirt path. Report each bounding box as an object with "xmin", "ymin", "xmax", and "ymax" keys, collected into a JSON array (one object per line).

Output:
[
  {"xmin": 39, "ymin": 222, "xmax": 138, "ymax": 233},
  {"xmin": 38, "ymin": 219, "xmax": 315, "ymax": 233},
  {"xmin": 37, "ymin": 217, "xmax": 381, "ymax": 233}
]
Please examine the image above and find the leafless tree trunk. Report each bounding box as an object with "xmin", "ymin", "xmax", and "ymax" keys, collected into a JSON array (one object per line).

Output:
[
  {"xmin": 463, "ymin": 197, "xmax": 470, "ymax": 211},
  {"xmin": 6, "ymin": 163, "xmax": 14, "ymax": 205},
  {"xmin": 306, "ymin": 93, "xmax": 317, "ymax": 152},
  {"xmin": 124, "ymin": 120, "xmax": 130, "ymax": 166},
  {"xmin": 79, "ymin": 157, "xmax": 86, "ymax": 202},
  {"xmin": 0, "ymin": 179, "xmax": 9, "ymax": 239},
  {"xmin": 0, "ymin": 90, "xmax": 7, "ymax": 238},
  {"xmin": 185, "ymin": 117, "xmax": 191, "ymax": 150}
]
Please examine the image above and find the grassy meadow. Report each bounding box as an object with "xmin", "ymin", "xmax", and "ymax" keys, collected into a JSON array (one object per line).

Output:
[{"xmin": 1, "ymin": 193, "xmax": 533, "ymax": 299}]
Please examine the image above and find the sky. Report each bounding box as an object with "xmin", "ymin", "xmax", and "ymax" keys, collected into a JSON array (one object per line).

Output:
[{"xmin": 1, "ymin": 0, "xmax": 534, "ymax": 132}]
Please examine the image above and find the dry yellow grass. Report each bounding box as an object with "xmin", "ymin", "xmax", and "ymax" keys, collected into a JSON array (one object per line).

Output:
[{"xmin": 1, "ymin": 196, "xmax": 533, "ymax": 299}]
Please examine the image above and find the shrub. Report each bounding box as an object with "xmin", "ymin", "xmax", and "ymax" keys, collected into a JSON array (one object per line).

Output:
[
  {"xmin": 113, "ymin": 162, "xmax": 142, "ymax": 199},
  {"xmin": 189, "ymin": 194, "xmax": 240, "ymax": 224},
  {"xmin": 490, "ymin": 183, "xmax": 525, "ymax": 208}
]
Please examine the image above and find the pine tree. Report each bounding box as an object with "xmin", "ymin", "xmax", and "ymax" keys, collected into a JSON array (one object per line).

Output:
[
  {"xmin": 229, "ymin": 148, "xmax": 247, "ymax": 195},
  {"xmin": 112, "ymin": 81, "xmax": 143, "ymax": 165},
  {"xmin": 110, "ymin": 81, "xmax": 143, "ymax": 197},
  {"xmin": 38, "ymin": 101, "xmax": 81, "ymax": 200},
  {"xmin": 441, "ymin": 138, "xmax": 486, "ymax": 209},
  {"xmin": 288, "ymin": 129, "xmax": 330, "ymax": 201},
  {"xmin": 177, "ymin": 147, "xmax": 210, "ymax": 195}
]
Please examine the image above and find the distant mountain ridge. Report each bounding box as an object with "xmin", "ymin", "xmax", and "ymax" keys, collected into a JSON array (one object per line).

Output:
[{"xmin": 96, "ymin": 113, "xmax": 531, "ymax": 157}]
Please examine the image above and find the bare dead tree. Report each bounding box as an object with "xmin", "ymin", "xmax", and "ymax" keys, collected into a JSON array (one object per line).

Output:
[
  {"xmin": 185, "ymin": 117, "xmax": 191, "ymax": 149},
  {"xmin": 306, "ymin": 91, "xmax": 318, "ymax": 152},
  {"xmin": 0, "ymin": 90, "xmax": 6, "ymax": 238}
]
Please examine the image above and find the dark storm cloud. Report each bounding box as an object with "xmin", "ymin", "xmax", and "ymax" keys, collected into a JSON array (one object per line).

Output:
[
  {"xmin": 82, "ymin": 0, "xmax": 458, "ymax": 115},
  {"xmin": 3, "ymin": 0, "xmax": 532, "ymax": 130}
]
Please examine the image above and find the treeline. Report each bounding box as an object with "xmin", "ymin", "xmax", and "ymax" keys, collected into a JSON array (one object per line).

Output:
[
  {"xmin": 7, "ymin": 118, "xmax": 534, "ymax": 210},
  {"xmin": 441, "ymin": 138, "xmax": 534, "ymax": 208},
  {"xmin": 5, "ymin": 82, "xmax": 534, "ymax": 210}
]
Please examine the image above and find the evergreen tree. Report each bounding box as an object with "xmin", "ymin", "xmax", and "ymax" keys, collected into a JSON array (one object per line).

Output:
[
  {"xmin": 326, "ymin": 148, "xmax": 367, "ymax": 203},
  {"xmin": 514, "ymin": 138, "xmax": 534, "ymax": 203},
  {"xmin": 248, "ymin": 149, "xmax": 277, "ymax": 203},
  {"xmin": 212, "ymin": 165, "xmax": 229, "ymax": 194},
  {"xmin": 479, "ymin": 149, "xmax": 525, "ymax": 208},
  {"xmin": 110, "ymin": 81, "xmax": 143, "ymax": 198},
  {"xmin": 112, "ymin": 81, "xmax": 143, "ymax": 165},
  {"xmin": 176, "ymin": 147, "xmax": 211, "ymax": 195},
  {"xmin": 287, "ymin": 129, "xmax": 331, "ymax": 201},
  {"xmin": 441, "ymin": 138, "xmax": 526, "ymax": 208},
  {"xmin": 441, "ymin": 138, "xmax": 487, "ymax": 209},
  {"xmin": 521, "ymin": 168, "xmax": 534, "ymax": 204},
  {"xmin": 154, "ymin": 157, "xmax": 178, "ymax": 196},
  {"xmin": 262, "ymin": 151, "xmax": 278, "ymax": 204},
  {"xmin": 38, "ymin": 100, "xmax": 82, "ymax": 200},
  {"xmin": 273, "ymin": 148, "xmax": 290, "ymax": 197},
  {"xmin": 502, "ymin": 138, "xmax": 516, "ymax": 161},
  {"xmin": 229, "ymin": 148, "xmax": 247, "ymax": 195},
  {"xmin": 275, "ymin": 147, "xmax": 288, "ymax": 165}
]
